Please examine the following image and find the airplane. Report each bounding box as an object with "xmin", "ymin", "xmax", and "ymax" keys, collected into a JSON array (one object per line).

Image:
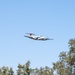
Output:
[{"xmin": 24, "ymin": 33, "xmax": 53, "ymax": 41}]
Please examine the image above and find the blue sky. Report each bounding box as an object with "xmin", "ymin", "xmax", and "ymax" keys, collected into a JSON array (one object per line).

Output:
[{"xmin": 0, "ymin": 0, "xmax": 75, "ymax": 71}]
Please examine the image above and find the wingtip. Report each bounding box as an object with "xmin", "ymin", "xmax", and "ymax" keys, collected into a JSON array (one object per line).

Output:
[
  {"xmin": 49, "ymin": 38, "xmax": 54, "ymax": 40},
  {"xmin": 24, "ymin": 35, "xmax": 25, "ymax": 37}
]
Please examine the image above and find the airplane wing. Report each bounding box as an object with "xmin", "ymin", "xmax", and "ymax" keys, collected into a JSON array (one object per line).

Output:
[
  {"xmin": 24, "ymin": 35, "xmax": 38, "ymax": 40},
  {"xmin": 48, "ymin": 38, "xmax": 54, "ymax": 40},
  {"xmin": 24, "ymin": 35, "xmax": 33, "ymax": 39},
  {"xmin": 25, "ymin": 33, "xmax": 35, "ymax": 35}
]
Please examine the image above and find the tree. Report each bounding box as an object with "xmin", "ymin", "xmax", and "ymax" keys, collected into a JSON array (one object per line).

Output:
[
  {"xmin": 0, "ymin": 38, "xmax": 75, "ymax": 75},
  {"xmin": 53, "ymin": 38, "xmax": 75, "ymax": 75},
  {"xmin": 8, "ymin": 68, "xmax": 14, "ymax": 75}
]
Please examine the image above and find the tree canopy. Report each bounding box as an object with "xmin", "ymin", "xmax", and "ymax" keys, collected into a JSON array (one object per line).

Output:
[{"xmin": 0, "ymin": 39, "xmax": 75, "ymax": 75}]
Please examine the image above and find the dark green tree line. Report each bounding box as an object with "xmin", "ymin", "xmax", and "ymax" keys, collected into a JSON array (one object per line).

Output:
[{"xmin": 0, "ymin": 39, "xmax": 75, "ymax": 75}]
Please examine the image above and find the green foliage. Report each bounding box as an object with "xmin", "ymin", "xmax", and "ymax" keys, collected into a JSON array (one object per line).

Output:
[
  {"xmin": 52, "ymin": 38, "xmax": 75, "ymax": 75},
  {"xmin": 0, "ymin": 38, "xmax": 75, "ymax": 75}
]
